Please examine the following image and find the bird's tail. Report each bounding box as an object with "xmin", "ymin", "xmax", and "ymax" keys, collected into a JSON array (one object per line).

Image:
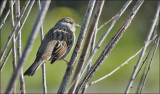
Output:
[{"xmin": 24, "ymin": 59, "xmax": 44, "ymax": 76}]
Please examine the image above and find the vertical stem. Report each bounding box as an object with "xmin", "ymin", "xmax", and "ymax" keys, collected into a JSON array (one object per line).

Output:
[
  {"xmin": 57, "ymin": 0, "xmax": 96, "ymax": 93},
  {"xmin": 5, "ymin": 0, "xmax": 50, "ymax": 93},
  {"xmin": 0, "ymin": 47, "xmax": 12, "ymax": 72},
  {"xmin": 137, "ymin": 37, "xmax": 159, "ymax": 93},
  {"xmin": 0, "ymin": 0, "xmax": 30, "ymax": 64},
  {"xmin": 0, "ymin": 0, "xmax": 7, "ymax": 17},
  {"xmin": 37, "ymin": 0, "xmax": 47, "ymax": 94},
  {"xmin": 69, "ymin": 0, "xmax": 105, "ymax": 93},
  {"xmin": 0, "ymin": 0, "xmax": 31, "ymax": 72},
  {"xmin": 77, "ymin": 0, "xmax": 144, "ymax": 92},
  {"xmin": 80, "ymin": 0, "xmax": 133, "ymax": 79},
  {"xmin": 125, "ymin": 1, "xmax": 160, "ymax": 93},
  {"xmin": 10, "ymin": 0, "xmax": 17, "ymax": 93},
  {"xmin": 0, "ymin": 9, "xmax": 10, "ymax": 28},
  {"xmin": 16, "ymin": 0, "xmax": 26, "ymax": 93},
  {"xmin": 0, "ymin": 0, "xmax": 16, "ymax": 29}
]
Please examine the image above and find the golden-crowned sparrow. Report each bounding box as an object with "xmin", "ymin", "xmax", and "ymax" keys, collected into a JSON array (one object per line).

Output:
[{"xmin": 24, "ymin": 17, "xmax": 80, "ymax": 76}]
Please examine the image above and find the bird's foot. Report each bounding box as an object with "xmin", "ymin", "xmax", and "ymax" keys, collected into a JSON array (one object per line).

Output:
[{"xmin": 63, "ymin": 59, "xmax": 70, "ymax": 65}]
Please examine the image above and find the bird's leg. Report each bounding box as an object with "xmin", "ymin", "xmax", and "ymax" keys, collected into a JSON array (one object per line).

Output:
[{"xmin": 63, "ymin": 59, "xmax": 70, "ymax": 64}]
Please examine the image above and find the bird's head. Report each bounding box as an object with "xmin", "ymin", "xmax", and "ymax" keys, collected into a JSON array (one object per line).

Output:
[{"xmin": 58, "ymin": 17, "xmax": 80, "ymax": 32}]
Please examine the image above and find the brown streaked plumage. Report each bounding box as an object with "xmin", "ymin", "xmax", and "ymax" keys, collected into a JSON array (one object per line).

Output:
[{"xmin": 24, "ymin": 17, "xmax": 80, "ymax": 76}]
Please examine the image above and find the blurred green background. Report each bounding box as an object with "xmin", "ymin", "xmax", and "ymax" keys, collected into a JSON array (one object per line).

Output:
[{"xmin": 0, "ymin": 0, "xmax": 159, "ymax": 93}]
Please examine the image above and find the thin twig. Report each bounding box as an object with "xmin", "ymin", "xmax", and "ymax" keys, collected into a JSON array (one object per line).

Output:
[
  {"xmin": 0, "ymin": 0, "xmax": 30, "ymax": 64},
  {"xmin": 80, "ymin": 0, "xmax": 132, "ymax": 80},
  {"xmin": 0, "ymin": 0, "xmax": 16, "ymax": 28},
  {"xmin": 0, "ymin": 47, "xmax": 12, "ymax": 72},
  {"xmin": 10, "ymin": 0, "xmax": 16, "ymax": 70},
  {"xmin": 89, "ymin": 36, "xmax": 156, "ymax": 86},
  {"xmin": 5, "ymin": 0, "xmax": 50, "ymax": 93},
  {"xmin": 133, "ymin": 37, "xmax": 157, "ymax": 81},
  {"xmin": 0, "ymin": 0, "xmax": 33, "ymax": 71},
  {"xmin": 140, "ymin": 37, "xmax": 159, "ymax": 93},
  {"xmin": 15, "ymin": 0, "xmax": 26, "ymax": 93},
  {"xmin": 37, "ymin": 0, "xmax": 47, "ymax": 94},
  {"xmin": 81, "ymin": 25, "xmax": 97, "ymax": 94},
  {"xmin": 9, "ymin": 1, "xmax": 17, "ymax": 93},
  {"xmin": 137, "ymin": 37, "xmax": 160, "ymax": 93},
  {"xmin": 69, "ymin": 0, "xmax": 105, "ymax": 93},
  {"xmin": 0, "ymin": 9, "xmax": 10, "ymax": 28},
  {"xmin": 77, "ymin": 0, "xmax": 144, "ymax": 92},
  {"xmin": 97, "ymin": 15, "xmax": 116, "ymax": 32},
  {"xmin": 0, "ymin": 0, "xmax": 7, "ymax": 17},
  {"xmin": 57, "ymin": 0, "xmax": 96, "ymax": 93},
  {"xmin": 125, "ymin": 1, "xmax": 160, "ymax": 93},
  {"xmin": 88, "ymin": 28, "xmax": 97, "ymax": 71},
  {"xmin": 3, "ymin": 0, "xmax": 33, "ymax": 93}
]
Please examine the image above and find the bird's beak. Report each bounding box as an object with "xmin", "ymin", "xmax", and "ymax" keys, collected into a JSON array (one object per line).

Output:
[{"xmin": 76, "ymin": 24, "xmax": 80, "ymax": 28}]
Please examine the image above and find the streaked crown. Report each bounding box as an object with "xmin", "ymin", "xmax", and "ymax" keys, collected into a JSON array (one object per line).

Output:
[
  {"xmin": 59, "ymin": 17, "xmax": 75, "ymax": 24},
  {"xmin": 57, "ymin": 17, "xmax": 80, "ymax": 32}
]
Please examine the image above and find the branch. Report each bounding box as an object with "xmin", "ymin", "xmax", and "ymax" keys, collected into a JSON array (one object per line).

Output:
[
  {"xmin": 0, "ymin": 0, "xmax": 7, "ymax": 17},
  {"xmin": 80, "ymin": 0, "xmax": 132, "ymax": 80},
  {"xmin": 57, "ymin": 0, "xmax": 96, "ymax": 93},
  {"xmin": 10, "ymin": 0, "xmax": 17, "ymax": 93},
  {"xmin": 89, "ymin": 35, "xmax": 156, "ymax": 86},
  {"xmin": 10, "ymin": 0, "xmax": 16, "ymax": 72},
  {"xmin": 125, "ymin": 1, "xmax": 160, "ymax": 93},
  {"xmin": 137, "ymin": 36, "xmax": 159, "ymax": 93},
  {"xmin": 0, "ymin": 0, "xmax": 30, "ymax": 64},
  {"xmin": 5, "ymin": 0, "xmax": 51, "ymax": 93},
  {"xmin": 77, "ymin": 0, "xmax": 143, "ymax": 92},
  {"xmin": 133, "ymin": 36, "xmax": 157, "ymax": 80},
  {"xmin": 0, "ymin": 9, "xmax": 10, "ymax": 28},
  {"xmin": 0, "ymin": 47, "xmax": 12, "ymax": 72},
  {"xmin": 0, "ymin": 0, "xmax": 16, "ymax": 29},
  {"xmin": 97, "ymin": 15, "xmax": 116, "ymax": 32},
  {"xmin": 68, "ymin": 0, "xmax": 105, "ymax": 93},
  {"xmin": 0, "ymin": 0, "xmax": 33, "ymax": 71},
  {"xmin": 37, "ymin": 0, "xmax": 47, "ymax": 93},
  {"xmin": 15, "ymin": 0, "xmax": 26, "ymax": 93}
]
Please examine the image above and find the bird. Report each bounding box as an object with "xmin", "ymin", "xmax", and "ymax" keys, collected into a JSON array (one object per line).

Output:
[{"xmin": 24, "ymin": 17, "xmax": 80, "ymax": 76}]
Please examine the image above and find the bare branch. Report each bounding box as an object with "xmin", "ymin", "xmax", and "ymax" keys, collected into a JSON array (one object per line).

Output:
[
  {"xmin": 0, "ymin": 47, "xmax": 12, "ymax": 72},
  {"xmin": 77, "ymin": 0, "xmax": 143, "ymax": 92},
  {"xmin": 89, "ymin": 36, "xmax": 157, "ymax": 86},
  {"xmin": 136, "ymin": 36, "xmax": 159, "ymax": 93},
  {"xmin": 0, "ymin": 0, "xmax": 7, "ymax": 17},
  {"xmin": 0, "ymin": 0, "xmax": 16, "ymax": 28},
  {"xmin": 0, "ymin": 10, "xmax": 10, "ymax": 28},
  {"xmin": 9, "ymin": 0, "xmax": 17, "ymax": 93},
  {"xmin": 15, "ymin": 0, "xmax": 26, "ymax": 93},
  {"xmin": 80, "ymin": 0, "xmax": 132, "ymax": 80},
  {"xmin": 0, "ymin": 0, "xmax": 30, "ymax": 64},
  {"xmin": 133, "ymin": 37, "xmax": 157, "ymax": 81},
  {"xmin": 0, "ymin": 0, "xmax": 33, "ymax": 71},
  {"xmin": 140, "ymin": 37, "xmax": 159, "ymax": 93},
  {"xmin": 4, "ymin": 0, "xmax": 51, "ymax": 93},
  {"xmin": 10, "ymin": 0, "xmax": 16, "ymax": 71},
  {"xmin": 97, "ymin": 15, "xmax": 116, "ymax": 31},
  {"xmin": 5, "ymin": 0, "xmax": 51, "ymax": 93},
  {"xmin": 37, "ymin": 0, "xmax": 47, "ymax": 93},
  {"xmin": 57, "ymin": 0, "xmax": 96, "ymax": 93},
  {"xmin": 68, "ymin": 0, "xmax": 105, "ymax": 93},
  {"xmin": 125, "ymin": 1, "xmax": 160, "ymax": 93},
  {"xmin": 0, "ymin": 0, "xmax": 33, "ymax": 74}
]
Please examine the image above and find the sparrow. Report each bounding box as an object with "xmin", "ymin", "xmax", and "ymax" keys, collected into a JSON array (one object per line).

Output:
[{"xmin": 24, "ymin": 17, "xmax": 80, "ymax": 76}]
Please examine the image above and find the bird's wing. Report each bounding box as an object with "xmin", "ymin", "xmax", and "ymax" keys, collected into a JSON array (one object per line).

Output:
[
  {"xmin": 51, "ymin": 41, "xmax": 68, "ymax": 64},
  {"xmin": 36, "ymin": 27, "xmax": 59, "ymax": 61}
]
